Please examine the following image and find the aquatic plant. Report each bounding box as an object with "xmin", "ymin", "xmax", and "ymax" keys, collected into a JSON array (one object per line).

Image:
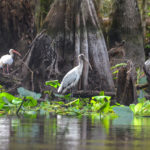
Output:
[{"xmin": 129, "ymin": 100, "xmax": 150, "ymax": 116}]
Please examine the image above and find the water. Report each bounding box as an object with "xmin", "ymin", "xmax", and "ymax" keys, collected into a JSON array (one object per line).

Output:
[{"xmin": 0, "ymin": 115, "xmax": 150, "ymax": 150}]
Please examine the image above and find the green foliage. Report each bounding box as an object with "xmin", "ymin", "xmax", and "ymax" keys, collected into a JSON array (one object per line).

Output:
[
  {"xmin": 0, "ymin": 85, "xmax": 5, "ymax": 92},
  {"xmin": 145, "ymin": 44, "xmax": 150, "ymax": 49},
  {"xmin": 90, "ymin": 91, "xmax": 113, "ymax": 114},
  {"xmin": 23, "ymin": 96, "xmax": 37, "ymax": 107},
  {"xmin": 129, "ymin": 101, "xmax": 150, "ymax": 117},
  {"xmin": 111, "ymin": 63, "xmax": 127, "ymax": 80},
  {"xmin": 136, "ymin": 68, "xmax": 145, "ymax": 84},
  {"xmin": 111, "ymin": 63, "xmax": 127, "ymax": 70},
  {"xmin": 45, "ymin": 80, "xmax": 61, "ymax": 100},
  {"xmin": 2, "ymin": 74, "xmax": 150, "ymax": 118},
  {"xmin": 0, "ymin": 92, "xmax": 22, "ymax": 114},
  {"xmin": 99, "ymin": 0, "xmax": 113, "ymax": 17},
  {"xmin": 0, "ymin": 87, "xmax": 41, "ymax": 115},
  {"xmin": 45, "ymin": 80, "xmax": 60, "ymax": 89}
]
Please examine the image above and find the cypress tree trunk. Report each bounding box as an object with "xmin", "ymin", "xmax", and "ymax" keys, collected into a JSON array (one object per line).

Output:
[
  {"xmin": 0, "ymin": 0, "xmax": 36, "ymax": 55},
  {"xmin": 22, "ymin": 0, "xmax": 115, "ymax": 92},
  {"xmin": 108, "ymin": 0, "xmax": 145, "ymax": 67}
]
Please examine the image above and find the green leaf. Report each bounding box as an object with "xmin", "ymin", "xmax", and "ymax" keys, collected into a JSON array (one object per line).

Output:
[
  {"xmin": 90, "ymin": 100, "xmax": 96, "ymax": 105},
  {"xmin": 12, "ymin": 99, "xmax": 22, "ymax": 105},
  {"xmin": 112, "ymin": 70, "xmax": 119, "ymax": 74},
  {"xmin": 17, "ymin": 87, "xmax": 41, "ymax": 99},
  {"xmin": 0, "ymin": 103, "xmax": 4, "ymax": 109},
  {"xmin": 63, "ymin": 93, "xmax": 72, "ymax": 101},
  {"xmin": 0, "ymin": 92, "xmax": 16, "ymax": 103},
  {"xmin": 93, "ymin": 95, "xmax": 111, "ymax": 102},
  {"xmin": 129, "ymin": 104, "xmax": 135, "ymax": 113},
  {"xmin": 99, "ymin": 102, "xmax": 110, "ymax": 113},
  {"xmin": 134, "ymin": 103, "xmax": 143, "ymax": 114},
  {"xmin": 45, "ymin": 80, "xmax": 60, "ymax": 88},
  {"xmin": 111, "ymin": 63, "xmax": 127, "ymax": 70},
  {"xmin": 99, "ymin": 91, "xmax": 104, "ymax": 96},
  {"xmin": 24, "ymin": 96, "xmax": 37, "ymax": 107}
]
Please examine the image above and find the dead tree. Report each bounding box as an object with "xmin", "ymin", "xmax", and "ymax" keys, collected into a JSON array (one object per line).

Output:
[{"xmin": 116, "ymin": 60, "xmax": 137, "ymax": 105}]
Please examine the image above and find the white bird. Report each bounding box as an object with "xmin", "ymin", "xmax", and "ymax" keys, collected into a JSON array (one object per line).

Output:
[
  {"xmin": 0, "ymin": 49, "xmax": 21, "ymax": 73},
  {"xmin": 0, "ymin": 59, "xmax": 3, "ymax": 68},
  {"xmin": 145, "ymin": 58, "xmax": 150, "ymax": 67},
  {"xmin": 144, "ymin": 53, "xmax": 150, "ymax": 73},
  {"xmin": 57, "ymin": 54, "xmax": 92, "ymax": 94}
]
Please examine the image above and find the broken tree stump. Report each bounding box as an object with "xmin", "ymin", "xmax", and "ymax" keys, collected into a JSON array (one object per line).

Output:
[{"xmin": 116, "ymin": 60, "xmax": 137, "ymax": 105}]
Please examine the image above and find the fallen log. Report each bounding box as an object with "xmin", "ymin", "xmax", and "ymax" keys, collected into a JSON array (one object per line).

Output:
[{"xmin": 72, "ymin": 90, "xmax": 116, "ymax": 98}]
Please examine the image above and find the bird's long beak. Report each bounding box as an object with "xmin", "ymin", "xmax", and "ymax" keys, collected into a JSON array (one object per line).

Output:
[
  {"xmin": 84, "ymin": 57, "xmax": 92, "ymax": 70},
  {"xmin": 12, "ymin": 50, "xmax": 21, "ymax": 56}
]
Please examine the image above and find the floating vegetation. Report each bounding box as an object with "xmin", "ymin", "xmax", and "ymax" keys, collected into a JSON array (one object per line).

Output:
[
  {"xmin": 0, "ymin": 78, "xmax": 150, "ymax": 118},
  {"xmin": 0, "ymin": 82, "xmax": 117, "ymax": 117}
]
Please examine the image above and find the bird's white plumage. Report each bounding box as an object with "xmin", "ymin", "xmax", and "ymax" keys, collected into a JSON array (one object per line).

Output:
[
  {"xmin": 57, "ymin": 54, "xmax": 87, "ymax": 94},
  {"xmin": 144, "ymin": 58, "xmax": 150, "ymax": 74},
  {"xmin": 0, "ymin": 49, "xmax": 21, "ymax": 73},
  {"xmin": 58, "ymin": 65, "xmax": 83, "ymax": 93},
  {"xmin": 145, "ymin": 59, "xmax": 150, "ymax": 66},
  {"xmin": 1, "ymin": 54, "xmax": 13, "ymax": 65},
  {"xmin": 0, "ymin": 60, "xmax": 3, "ymax": 68}
]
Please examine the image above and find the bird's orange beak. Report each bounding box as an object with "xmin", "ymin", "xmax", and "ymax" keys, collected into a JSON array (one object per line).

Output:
[{"xmin": 12, "ymin": 49, "xmax": 21, "ymax": 56}]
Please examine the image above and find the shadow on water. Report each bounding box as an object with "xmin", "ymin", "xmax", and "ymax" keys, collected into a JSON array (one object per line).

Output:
[{"xmin": 0, "ymin": 114, "xmax": 150, "ymax": 150}]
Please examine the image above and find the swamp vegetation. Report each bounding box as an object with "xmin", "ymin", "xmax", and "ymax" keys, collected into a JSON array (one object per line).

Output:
[{"xmin": 0, "ymin": 0, "xmax": 150, "ymax": 119}]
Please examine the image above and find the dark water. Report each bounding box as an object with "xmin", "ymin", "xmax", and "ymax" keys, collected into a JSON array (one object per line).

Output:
[{"xmin": 0, "ymin": 115, "xmax": 150, "ymax": 150}]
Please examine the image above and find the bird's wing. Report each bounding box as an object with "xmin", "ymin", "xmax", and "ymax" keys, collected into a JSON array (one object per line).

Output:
[
  {"xmin": 1, "ymin": 55, "xmax": 12, "ymax": 64},
  {"xmin": 145, "ymin": 59, "xmax": 150, "ymax": 66},
  {"xmin": 0, "ymin": 59, "xmax": 3, "ymax": 68},
  {"xmin": 57, "ymin": 67, "xmax": 80, "ymax": 93},
  {"xmin": 61, "ymin": 69, "xmax": 78, "ymax": 88},
  {"xmin": 144, "ymin": 59, "xmax": 150, "ymax": 75}
]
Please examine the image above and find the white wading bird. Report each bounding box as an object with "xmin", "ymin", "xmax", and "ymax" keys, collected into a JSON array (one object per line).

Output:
[
  {"xmin": 0, "ymin": 59, "xmax": 3, "ymax": 69},
  {"xmin": 144, "ymin": 53, "xmax": 150, "ymax": 72},
  {"xmin": 0, "ymin": 49, "xmax": 21, "ymax": 73},
  {"xmin": 57, "ymin": 54, "xmax": 92, "ymax": 94}
]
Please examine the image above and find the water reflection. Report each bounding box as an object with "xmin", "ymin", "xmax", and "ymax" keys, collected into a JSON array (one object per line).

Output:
[
  {"xmin": 0, "ymin": 118, "xmax": 10, "ymax": 150},
  {"xmin": 0, "ymin": 115, "xmax": 150, "ymax": 150}
]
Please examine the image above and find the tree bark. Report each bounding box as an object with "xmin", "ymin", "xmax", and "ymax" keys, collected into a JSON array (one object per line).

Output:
[
  {"xmin": 0, "ymin": 0, "xmax": 36, "ymax": 55},
  {"xmin": 116, "ymin": 61, "xmax": 137, "ymax": 105},
  {"xmin": 141, "ymin": 0, "xmax": 147, "ymax": 36},
  {"xmin": 21, "ymin": 30, "xmax": 57, "ymax": 92},
  {"xmin": 21, "ymin": 0, "xmax": 115, "ymax": 92},
  {"xmin": 108, "ymin": 0, "xmax": 145, "ymax": 67},
  {"xmin": 40, "ymin": 0, "xmax": 115, "ymax": 92}
]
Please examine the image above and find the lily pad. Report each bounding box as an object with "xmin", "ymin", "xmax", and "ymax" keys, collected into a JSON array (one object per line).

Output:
[
  {"xmin": 113, "ymin": 106, "xmax": 134, "ymax": 125},
  {"xmin": 17, "ymin": 87, "xmax": 41, "ymax": 100}
]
